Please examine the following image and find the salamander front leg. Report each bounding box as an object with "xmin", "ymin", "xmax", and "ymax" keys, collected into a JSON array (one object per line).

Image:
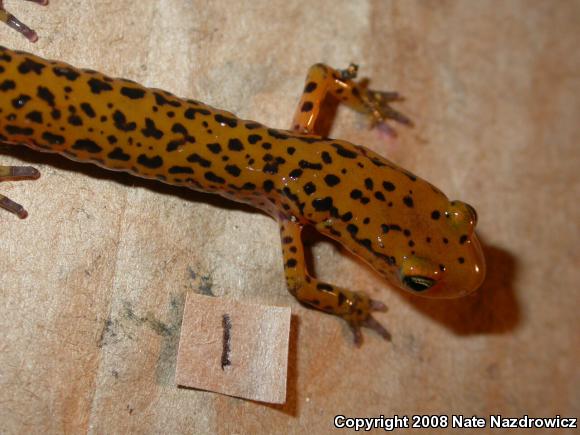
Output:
[
  {"xmin": 279, "ymin": 219, "xmax": 390, "ymax": 346},
  {"xmin": 292, "ymin": 63, "xmax": 413, "ymax": 135},
  {"xmin": 0, "ymin": 165, "xmax": 40, "ymax": 218},
  {"xmin": 0, "ymin": 0, "xmax": 48, "ymax": 42}
]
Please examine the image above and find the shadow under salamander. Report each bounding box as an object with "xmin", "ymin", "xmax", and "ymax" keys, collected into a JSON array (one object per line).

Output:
[
  {"xmin": 303, "ymin": 228, "xmax": 520, "ymax": 337},
  {"xmin": 397, "ymin": 241, "xmax": 520, "ymax": 335}
]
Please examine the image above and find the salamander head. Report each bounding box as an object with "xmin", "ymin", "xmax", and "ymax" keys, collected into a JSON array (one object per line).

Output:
[
  {"xmin": 394, "ymin": 200, "xmax": 486, "ymax": 298},
  {"xmin": 327, "ymin": 174, "xmax": 485, "ymax": 298}
]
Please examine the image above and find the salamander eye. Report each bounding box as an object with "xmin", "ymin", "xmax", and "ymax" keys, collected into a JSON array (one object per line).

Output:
[{"xmin": 402, "ymin": 275, "xmax": 436, "ymax": 292}]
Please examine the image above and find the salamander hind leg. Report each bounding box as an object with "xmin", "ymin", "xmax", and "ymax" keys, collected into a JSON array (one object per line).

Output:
[
  {"xmin": 0, "ymin": 0, "xmax": 48, "ymax": 42},
  {"xmin": 279, "ymin": 220, "xmax": 390, "ymax": 346},
  {"xmin": 292, "ymin": 63, "xmax": 413, "ymax": 135},
  {"xmin": 0, "ymin": 165, "xmax": 40, "ymax": 218}
]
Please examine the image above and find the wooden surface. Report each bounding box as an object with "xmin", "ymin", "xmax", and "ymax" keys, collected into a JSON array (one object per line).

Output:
[{"xmin": 1, "ymin": 1, "xmax": 579, "ymax": 434}]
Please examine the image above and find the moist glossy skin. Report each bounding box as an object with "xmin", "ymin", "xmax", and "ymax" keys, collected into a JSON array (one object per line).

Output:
[{"xmin": 0, "ymin": 46, "xmax": 485, "ymax": 344}]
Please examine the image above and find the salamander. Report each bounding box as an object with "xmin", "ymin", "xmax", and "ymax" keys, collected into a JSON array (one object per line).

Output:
[{"xmin": 0, "ymin": 46, "xmax": 486, "ymax": 345}]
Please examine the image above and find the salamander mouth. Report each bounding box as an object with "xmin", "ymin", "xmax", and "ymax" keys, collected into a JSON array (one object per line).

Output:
[{"xmin": 402, "ymin": 275, "xmax": 436, "ymax": 292}]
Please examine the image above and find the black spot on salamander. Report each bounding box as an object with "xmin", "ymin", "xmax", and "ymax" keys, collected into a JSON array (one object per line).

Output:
[
  {"xmin": 113, "ymin": 110, "xmax": 137, "ymax": 132},
  {"xmin": 389, "ymin": 224, "xmax": 402, "ymax": 231},
  {"xmin": 245, "ymin": 122, "xmax": 262, "ymax": 130},
  {"xmin": 289, "ymin": 168, "xmax": 303, "ymax": 179},
  {"xmin": 321, "ymin": 151, "xmax": 332, "ymax": 164},
  {"xmin": 374, "ymin": 192, "xmax": 386, "ymax": 201},
  {"xmin": 267, "ymin": 128, "xmax": 289, "ymax": 140},
  {"xmin": 137, "ymin": 154, "xmax": 164, "ymax": 169},
  {"xmin": 154, "ymin": 92, "xmax": 181, "ymax": 107},
  {"xmin": 402, "ymin": 170, "xmax": 417, "ymax": 182},
  {"xmin": 262, "ymin": 142, "xmax": 272, "ymax": 150},
  {"xmin": 459, "ymin": 235, "xmax": 468, "ymax": 244},
  {"xmin": 302, "ymin": 181, "xmax": 317, "ymax": 196},
  {"xmin": 52, "ymin": 66, "xmax": 80, "ymax": 81},
  {"xmin": 72, "ymin": 139, "xmax": 103, "ymax": 153},
  {"xmin": 324, "ymin": 174, "xmax": 340, "ymax": 187},
  {"xmin": 184, "ymin": 107, "xmax": 211, "ymax": 119},
  {"xmin": 166, "ymin": 139, "xmax": 186, "ymax": 152},
  {"xmin": 18, "ymin": 58, "xmax": 45, "ymax": 75},
  {"xmin": 248, "ymin": 134, "xmax": 262, "ymax": 144},
  {"xmin": 214, "ymin": 113, "xmax": 238, "ymax": 128},
  {"xmin": 337, "ymin": 292, "xmax": 346, "ymax": 306},
  {"xmin": 299, "ymin": 160, "xmax": 323, "ymax": 170},
  {"xmin": 141, "ymin": 118, "xmax": 164, "ymax": 139},
  {"xmin": 225, "ymin": 164, "xmax": 241, "ymax": 177},
  {"xmin": 107, "ymin": 135, "xmax": 118, "ymax": 144},
  {"xmin": 458, "ymin": 257, "xmax": 465, "ymax": 264},
  {"xmin": 286, "ymin": 146, "xmax": 295, "ymax": 155},
  {"xmin": 381, "ymin": 224, "xmax": 390, "ymax": 233},
  {"xmin": 360, "ymin": 239, "xmax": 372, "ymax": 249},
  {"xmin": 285, "ymin": 258, "xmax": 298, "ymax": 268},
  {"xmin": 263, "ymin": 179, "xmax": 275, "ymax": 193},
  {"xmin": 403, "ymin": 196, "xmax": 414, "ymax": 208},
  {"xmin": 304, "ymin": 81, "xmax": 317, "ymax": 93},
  {"xmin": 312, "ymin": 196, "xmax": 333, "ymax": 212},
  {"xmin": 26, "ymin": 111, "xmax": 43, "ymax": 124},
  {"xmin": 168, "ymin": 166, "xmax": 194, "ymax": 174},
  {"xmin": 11, "ymin": 94, "xmax": 31, "ymax": 109},
  {"xmin": 383, "ymin": 181, "xmax": 396, "ymax": 192},
  {"xmin": 41, "ymin": 132, "xmax": 65, "ymax": 145},
  {"xmin": 186, "ymin": 153, "xmax": 212, "ymax": 168},
  {"xmin": 87, "ymin": 78, "xmax": 113, "ymax": 94},
  {"xmin": 431, "ymin": 210, "xmax": 440, "ymax": 220},
  {"xmin": 108, "ymin": 147, "xmax": 131, "ymax": 161},
  {"xmin": 301, "ymin": 101, "xmax": 313, "ymax": 112},
  {"xmin": 5, "ymin": 125, "xmax": 33, "ymax": 136},
  {"xmin": 350, "ymin": 189, "xmax": 362, "ymax": 199},
  {"xmin": 205, "ymin": 172, "xmax": 225, "ymax": 184},
  {"xmin": 341, "ymin": 211, "xmax": 353, "ymax": 222},
  {"xmin": 0, "ymin": 79, "xmax": 16, "ymax": 91},
  {"xmin": 80, "ymin": 103, "xmax": 96, "ymax": 118},
  {"xmin": 50, "ymin": 109, "xmax": 61, "ymax": 120},
  {"xmin": 68, "ymin": 115, "xmax": 83, "ymax": 126},
  {"xmin": 37, "ymin": 86, "xmax": 56, "ymax": 106},
  {"xmin": 0, "ymin": 51, "xmax": 12, "ymax": 62},
  {"xmin": 228, "ymin": 138, "xmax": 244, "ymax": 151},
  {"xmin": 241, "ymin": 182, "xmax": 256, "ymax": 190},
  {"xmin": 347, "ymin": 224, "xmax": 358, "ymax": 235},
  {"xmin": 331, "ymin": 142, "xmax": 357, "ymax": 159},
  {"xmin": 364, "ymin": 178, "xmax": 374, "ymax": 190},
  {"xmin": 369, "ymin": 156, "xmax": 386, "ymax": 167},
  {"xmin": 282, "ymin": 236, "xmax": 293, "ymax": 244},
  {"xmin": 207, "ymin": 143, "xmax": 222, "ymax": 154},
  {"xmin": 297, "ymin": 136, "xmax": 320, "ymax": 144},
  {"xmin": 120, "ymin": 86, "xmax": 146, "ymax": 99}
]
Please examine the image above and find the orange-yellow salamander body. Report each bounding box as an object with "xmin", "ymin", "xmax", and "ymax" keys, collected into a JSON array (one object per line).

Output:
[{"xmin": 0, "ymin": 46, "xmax": 485, "ymax": 344}]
